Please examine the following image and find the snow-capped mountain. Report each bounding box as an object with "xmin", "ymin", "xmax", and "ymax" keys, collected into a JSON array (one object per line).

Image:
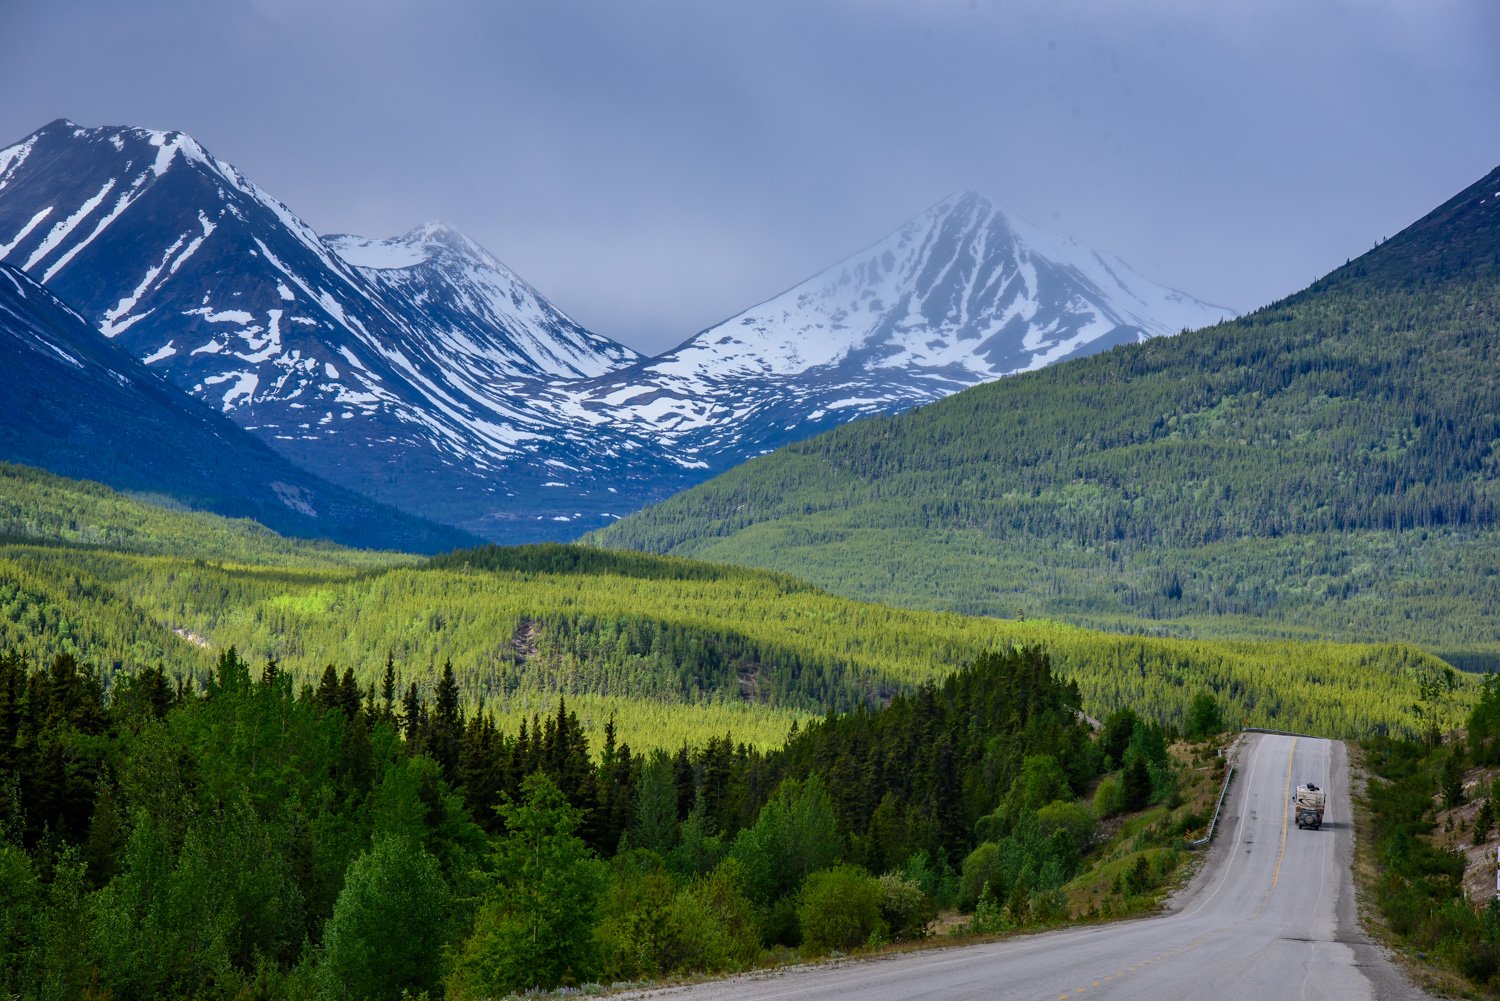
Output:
[
  {"xmin": 555, "ymin": 191, "xmax": 1233, "ymax": 467},
  {"xmin": 324, "ymin": 222, "xmax": 638, "ymax": 382},
  {"xmin": 0, "ymin": 120, "xmax": 1233, "ymax": 543},
  {"xmin": 0, "ymin": 262, "xmax": 475, "ymax": 552},
  {"xmin": 0, "ymin": 119, "xmax": 649, "ymax": 538}
]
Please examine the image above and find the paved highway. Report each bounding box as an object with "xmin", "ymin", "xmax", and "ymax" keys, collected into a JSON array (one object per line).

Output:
[{"xmin": 618, "ymin": 733, "xmax": 1433, "ymax": 1001}]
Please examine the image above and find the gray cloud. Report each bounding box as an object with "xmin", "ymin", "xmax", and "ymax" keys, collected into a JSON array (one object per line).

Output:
[{"xmin": 3, "ymin": 0, "xmax": 1497, "ymax": 353}]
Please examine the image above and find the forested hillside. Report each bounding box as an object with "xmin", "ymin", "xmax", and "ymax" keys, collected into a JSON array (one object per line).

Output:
[
  {"xmin": 1361, "ymin": 677, "xmax": 1500, "ymax": 992},
  {"xmin": 0, "ymin": 643, "xmax": 1228, "ymax": 999},
  {"xmin": 0, "ymin": 466, "xmax": 1473, "ymax": 746},
  {"xmin": 0, "ymin": 466, "xmax": 1482, "ymax": 999},
  {"xmin": 591, "ymin": 165, "xmax": 1500, "ymax": 671}
]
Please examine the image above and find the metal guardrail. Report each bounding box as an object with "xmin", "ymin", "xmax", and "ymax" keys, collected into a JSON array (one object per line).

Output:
[
  {"xmin": 1183, "ymin": 728, "xmax": 1315, "ymax": 849},
  {"xmin": 1186, "ymin": 763, "xmax": 1235, "ymax": 849}
]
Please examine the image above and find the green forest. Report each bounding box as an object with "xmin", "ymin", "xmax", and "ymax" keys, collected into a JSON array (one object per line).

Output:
[
  {"xmin": 1361, "ymin": 675, "xmax": 1500, "ymax": 992},
  {"xmin": 3, "ymin": 139, "xmax": 1496, "ymax": 1001},
  {"xmin": 590, "ymin": 233, "xmax": 1500, "ymax": 671},
  {"xmin": 0, "ymin": 465, "xmax": 1473, "ymax": 746},
  {"xmin": 0, "ymin": 643, "xmax": 1227, "ymax": 1000},
  {"xmin": 0, "ymin": 456, "xmax": 1486, "ymax": 998}
]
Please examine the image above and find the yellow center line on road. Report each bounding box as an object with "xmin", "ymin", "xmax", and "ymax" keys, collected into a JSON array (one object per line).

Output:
[
  {"xmin": 1269, "ymin": 736, "xmax": 1297, "ymax": 893},
  {"xmin": 1052, "ymin": 735, "xmax": 1304, "ymax": 1001}
]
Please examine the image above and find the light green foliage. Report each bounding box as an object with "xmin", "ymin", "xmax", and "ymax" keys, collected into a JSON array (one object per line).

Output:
[
  {"xmin": 1009, "ymin": 754, "xmax": 1072, "ymax": 811},
  {"xmin": 1036, "ymin": 800, "xmax": 1097, "ymax": 849},
  {"xmin": 320, "ymin": 835, "xmax": 452, "ymax": 1001},
  {"xmin": 960, "ymin": 841, "xmax": 1002, "ymax": 910},
  {"xmin": 875, "ymin": 871, "xmax": 935, "ymax": 941},
  {"xmin": 797, "ymin": 864, "xmax": 884, "ymax": 953},
  {"xmin": 591, "ymin": 278, "xmax": 1500, "ymax": 674},
  {"xmin": 900, "ymin": 851, "xmax": 960, "ymax": 911},
  {"xmin": 595, "ymin": 854, "xmax": 759, "ymax": 980},
  {"xmin": 729, "ymin": 775, "xmax": 843, "ymax": 904},
  {"xmin": 689, "ymin": 858, "xmax": 760, "ymax": 969},
  {"xmin": 967, "ymin": 882, "xmax": 1008, "ymax": 935},
  {"xmin": 595, "ymin": 858, "xmax": 678, "ymax": 980},
  {"xmin": 964, "ymin": 810, "xmax": 1085, "ymax": 924},
  {"xmin": 1092, "ymin": 776, "xmax": 1124, "ymax": 819},
  {"xmin": 0, "ymin": 464, "xmax": 1477, "ymax": 744},
  {"xmin": 450, "ymin": 773, "xmax": 603, "ymax": 995}
]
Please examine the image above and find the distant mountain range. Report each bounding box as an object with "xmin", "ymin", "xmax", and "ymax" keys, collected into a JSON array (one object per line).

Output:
[
  {"xmin": 0, "ymin": 119, "xmax": 1230, "ymax": 542},
  {"xmin": 0, "ymin": 262, "xmax": 475, "ymax": 552},
  {"xmin": 552, "ymin": 190, "xmax": 1231, "ymax": 469},
  {"xmin": 592, "ymin": 163, "xmax": 1500, "ymax": 669}
]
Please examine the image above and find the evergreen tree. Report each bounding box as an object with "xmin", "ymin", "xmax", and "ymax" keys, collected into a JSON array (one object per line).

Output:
[
  {"xmin": 451, "ymin": 773, "xmax": 603, "ymax": 994},
  {"xmin": 627, "ymin": 749, "xmax": 679, "ymax": 854},
  {"xmin": 672, "ymin": 744, "xmax": 696, "ymax": 821},
  {"xmin": 1122, "ymin": 751, "xmax": 1152, "ymax": 811},
  {"xmin": 429, "ymin": 660, "xmax": 462, "ymax": 781},
  {"xmin": 1184, "ymin": 692, "xmax": 1223, "ymax": 740},
  {"xmin": 400, "ymin": 682, "xmax": 425, "ymax": 752},
  {"xmin": 314, "ymin": 663, "xmax": 341, "ymax": 713},
  {"xmin": 337, "ymin": 667, "xmax": 362, "ymax": 722},
  {"xmin": 380, "ymin": 652, "xmax": 398, "ymax": 722},
  {"xmin": 1475, "ymin": 798, "xmax": 1495, "ymax": 846}
]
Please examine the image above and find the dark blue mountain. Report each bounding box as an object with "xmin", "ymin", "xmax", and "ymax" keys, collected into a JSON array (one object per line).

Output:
[{"xmin": 0, "ymin": 262, "xmax": 475, "ymax": 552}]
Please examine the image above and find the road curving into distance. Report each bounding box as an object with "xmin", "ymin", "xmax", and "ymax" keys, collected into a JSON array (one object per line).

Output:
[{"xmin": 617, "ymin": 733, "xmax": 1434, "ymax": 1001}]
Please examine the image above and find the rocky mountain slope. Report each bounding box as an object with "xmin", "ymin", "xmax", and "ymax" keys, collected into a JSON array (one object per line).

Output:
[{"xmin": 557, "ymin": 191, "xmax": 1230, "ymax": 468}]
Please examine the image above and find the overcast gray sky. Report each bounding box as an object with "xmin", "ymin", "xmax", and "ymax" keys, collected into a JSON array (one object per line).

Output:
[{"xmin": 4, "ymin": 0, "xmax": 1498, "ymax": 354}]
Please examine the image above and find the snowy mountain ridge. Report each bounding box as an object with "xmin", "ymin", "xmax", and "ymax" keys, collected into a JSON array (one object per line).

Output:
[
  {"xmin": 0, "ymin": 119, "xmax": 659, "ymax": 536},
  {"xmin": 0, "ymin": 119, "xmax": 1233, "ymax": 543},
  {"xmin": 551, "ymin": 190, "xmax": 1232, "ymax": 466}
]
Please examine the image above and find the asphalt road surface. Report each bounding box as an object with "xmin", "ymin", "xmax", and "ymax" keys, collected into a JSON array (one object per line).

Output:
[{"xmin": 618, "ymin": 733, "xmax": 1434, "ymax": 1001}]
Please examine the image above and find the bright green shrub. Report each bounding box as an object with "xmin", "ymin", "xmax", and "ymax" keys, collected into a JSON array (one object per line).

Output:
[
  {"xmin": 1092, "ymin": 776, "xmax": 1124, "ymax": 818},
  {"xmin": 1036, "ymin": 800, "xmax": 1097, "ymax": 849},
  {"xmin": 797, "ymin": 865, "xmax": 884, "ymax": 954}
]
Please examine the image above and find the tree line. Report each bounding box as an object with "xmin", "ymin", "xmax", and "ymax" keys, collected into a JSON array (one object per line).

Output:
[{"xmin": 0, "ymin": 643, "xmax": 1203, "ymax": 1000}]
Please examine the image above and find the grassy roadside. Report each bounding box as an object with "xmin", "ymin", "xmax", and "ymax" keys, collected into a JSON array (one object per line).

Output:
[{"xmin": 1059, "ymin": 736, "xmax": 1231, "ymax": 921}]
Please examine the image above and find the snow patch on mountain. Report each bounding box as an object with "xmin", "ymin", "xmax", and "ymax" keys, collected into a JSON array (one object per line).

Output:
[{"xmin": 324, "ymin": 233, "xmax": 430, "ymax": 270}]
